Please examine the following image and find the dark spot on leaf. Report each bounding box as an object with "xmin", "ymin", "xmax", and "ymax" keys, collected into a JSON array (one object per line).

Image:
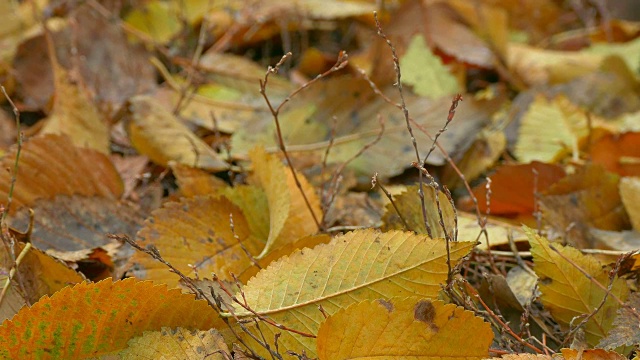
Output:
[
  {"xmin": 377, "ymin": 299, "xmax": 394, "ymax": 312},
  {"xmin": 540, "ymin": 277, "xmax": 552, "ymax": 285},
  {"xmin": 414, "ymin": 300, "xmax": 439, "ymax": 332}
]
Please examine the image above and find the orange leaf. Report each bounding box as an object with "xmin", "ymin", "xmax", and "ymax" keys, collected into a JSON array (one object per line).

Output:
[
  {"xmin": 590, "ymin": 132, "xmax": 640, "ymax": 177},
  {"xmin": 469, "ymin": 161, "xmax": 566, "ymax": 216},
  {"xmin": 0, "ymin": 278, "xmax": 221, "ymax": 358},
  {"xmin": 0, "ymin": 134, "xmax": 123, "ymax": 212}
]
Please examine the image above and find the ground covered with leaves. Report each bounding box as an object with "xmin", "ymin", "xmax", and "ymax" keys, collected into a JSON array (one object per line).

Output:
[{"xmin": 1, "ymin": 0, "xmax": 640, "ymax": 359}]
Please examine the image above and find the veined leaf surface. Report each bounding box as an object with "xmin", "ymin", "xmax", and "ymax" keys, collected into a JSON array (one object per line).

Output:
[{"xmin": 232, "ymin": 229, "xmax": 475, "ymax": 357}]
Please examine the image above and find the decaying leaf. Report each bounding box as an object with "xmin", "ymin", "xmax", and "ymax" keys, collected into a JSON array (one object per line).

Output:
[
  {"xmin": 589, "ymin": 132, "xmax": 640, "ymax": 177},
  {"xmin": 230, "ymin": 229, "xmax": 475, "ymax": 357},
  {"xmin": 526, "ymin": 227, "xmax": 629, "ymax": 346},
  {"xmin": 0, "ymin": 278, "xmax": 222, "ymax": 358},
  {"xmin": 598, "ymin": 292, "xmax": 640, "ymax": 349},
  {"xmin": 620, "ymin": 177, "xmax": 640, "ymax": 231},
  {"xmin": 171, "ymin": 162, "xmax": 229, "ymax": 198},
  {"xmin": 466, "ymin": 161, "xmax": 566, "ymax": 216},
  {"xmin": 0, "ymin": 134, "xmax": 123, "ymax": 212},
  {"xmin": 316, "ymin": 297, "xmax": 493, "ymax": 359},
  {"xmin": 540, "ymin": 165, "xmax": 630, "ymax": 248}
]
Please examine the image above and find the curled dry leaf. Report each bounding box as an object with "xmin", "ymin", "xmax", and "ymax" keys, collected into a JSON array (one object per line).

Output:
[
  {"xmin": 124, "ymin": 95, "xmax": 229, "ymax": 171},
  {"xmin": 0, "ymin": 278, "xmax": 222, "ymax": 358},
  {"xmin": 525, "ymin": 227, "xmax": 629, "ymax": 346},
  {"xmin": 248, "ymin": 147, "xmax": 321, "ymax": 258},
  {"xmin": 230, "ymin": 229, "xmax": 475, "ymax": 358},
  {"xmin": 0, "ymin": 134, "xmax": 123, "ymax": 212},
  {"xmin": 316, "ymin": 297, "xmax": 493, "ymax": 360}
]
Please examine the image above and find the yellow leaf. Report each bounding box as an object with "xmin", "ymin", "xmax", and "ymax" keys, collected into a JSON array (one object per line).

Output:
[
  {"xmin": 231, "ymin": 229, "xmax": 475, "ymax": 357},
  {"xmin": 171, "ymin": 162, "xmax": 229, "ymax": 198},
  {"xmin": 0, "ymin": 278, "xmax": 222, "ymax": 358},
  {"xmin": 125, "ymin": 95, "xmax": 229, "ymax": 171},
  {"xmin": 620, "ymin": 177, "xmax": 640, "ymax": 232},
  {"xmin": 40, "ymin": 50, "xmax": 109, "ymax": 154},
  {"xmin": 110, "ymin": 327, "xmax": 229, "ymax": 360},
  {"xmin": 515, "ymin": 95, "xmax": 588, "ymax": 163},
  {"xmin": 399, "ymin": 34, "xmax": 460, "ymax": 99},
  {"xmin": 381, "ymin": 184, "xmax": 456, "ymax": 239},
  {"xmin": 316, "ymin": 297, "xmax": 493, "ymax": 360},
  {"xmin": 525, "ymin": 227, "xmax": 629, "ymax": 346},
  {"xmin": 129, "ymin": 195, "xmax": 264, "ymax": 286},
  {"xmin": 248, "ymin": 147, "xmax": 321, "ymax": 258}
]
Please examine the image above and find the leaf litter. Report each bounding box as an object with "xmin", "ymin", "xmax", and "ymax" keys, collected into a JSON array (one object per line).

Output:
[{"xmin": 1, "ymin": 0, "xmax": 640, "ymax": 359}]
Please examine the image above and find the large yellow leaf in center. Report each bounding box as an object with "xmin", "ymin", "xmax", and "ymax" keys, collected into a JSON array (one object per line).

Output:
[{"xmin": 231, "ymin": 229, "xmax": 475, "ymax": 358}]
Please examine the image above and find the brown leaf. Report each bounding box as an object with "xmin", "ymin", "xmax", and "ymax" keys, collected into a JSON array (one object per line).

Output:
[
  {"xmin": 0, "ymin": 134, "xmax": 123, "ymax": 212},
  {"xmin": 540, "ymin": 165, "xmax": 630, "ymax": 248},
  {"xmin": 598, "ymin": 292, "xmax": 640, "ymax": 349}
]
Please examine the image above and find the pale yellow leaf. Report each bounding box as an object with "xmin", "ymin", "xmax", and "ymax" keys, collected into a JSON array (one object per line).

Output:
[
  {"xmin": 515, "ymin": 95, "xmax": 588, "ymax": 163},
  {"xmin": 620, "ymin": 177, "xmax": 640, "ymax": 231},
  {"xmin": 231, "ymin": 229, "xmax": 475, "ymax": 358},
  {"xmin": 399, "ymin": 34, "xmax": 460, "ymax": 99},
  {"xmin": 109, "ymin": 327, "xmax": 229, "ymax": 359},
  {"xmin": 316, "ymin": 297, "xmax": 493, "ymax": 360},
  {"xmin": 525, "ymin": 227, "xmax": 629, "ymax": 346},
  {"xmin": 125, "ymin": 95, "xmax": 229, "ymax": 171}
]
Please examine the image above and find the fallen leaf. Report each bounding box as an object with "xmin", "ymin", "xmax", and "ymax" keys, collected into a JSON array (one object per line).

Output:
[
  {"xmin": 589, "ymin": 131, "xmax": 640, "ymax": 177},
  {"xmin": 111, "ymin": 327, "xmax": 229, "ymax": 359},
  {"xmin": 526, "ymin": 227, "xmax": 629, "ymax": 346},
  {"xmin": 514, "ymin": 95, "xmax": 588, "ymax": 163},
  {"xmin": 231, "ymin": 229, "xmax": 475, "ymax": 357},
  {"xmin": 399, "ymin": 33, "xmax": 460, "ymax": 98},
  {"xmin": 316, "ymin": 297, "xmax": 493, "ymax": 359},
  {"xmin": 129, "ymin": 195, "xmax": 264, "ymax": 287},
  {"xmin": 0, "ymin": 278, "xmax": 222, "ymax": 358},
  {"xmin": 248, "ymin": 147, "xmax": 321, "ymax": 258},
  {"xmin": 540, "ymin": 165, "xmax": 630, "ymax": 248},
  {"xmin": 124, "ymin": 95, "xmax": 229, "ymax": 171},
  {"xmin": 0, "ymin": 242, "xmax": 85, "ymax": 322},
  {"xmin": 0, "ymin": 134, "xmax": 123, "ymax": 212},
  {"xmin": 561, "ymin": 348, "xmax": 627, "ymax": 360},
  {"xmin": 466, "ymin": 161, "xmax": 566, "ymax": 216},
  {"xmin": 171, "ymin": 162, "xmax": 229, "ymax": 198},
  {"xmin": 620, "ymin": 177, "xmax": 640, "ymax": 231},
  {"xmin": 381, "ymin": 184, "xmax": 456, "ymax": 239},
  {"xmin": 598, "ymin": 292, "xmax": 640, "ymax": 349}
]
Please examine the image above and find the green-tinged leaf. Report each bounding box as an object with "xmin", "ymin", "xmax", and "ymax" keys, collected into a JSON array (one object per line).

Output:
[
  {"xmin": 0, "ymin": 278, "xmax": 223, "ymax": 358},
  {"xmin": 231, "ymin": 229, "xmax": 475, "ymax": 358},
  {"xmin": 248, "ymin": 147, "xmax": 321, "ymax": 258},
  {"xmin": 525, "ymin": 226, "xmax": 629, "ymax": 346},
  {"xmin": 104, "ymin": 327, "xmax": 229, "ymax": 359},
  {"xmin": 399, "ymin": 34, "xmax": 460, "ymax": 98},
  {"xmin": 515, "ymin": 95, "xmax": 588, "ymax": 163}
]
